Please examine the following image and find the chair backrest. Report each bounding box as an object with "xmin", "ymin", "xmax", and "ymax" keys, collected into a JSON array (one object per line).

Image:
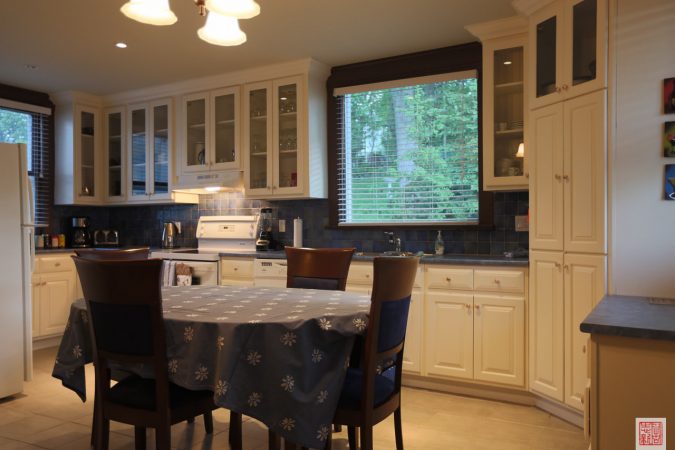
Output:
[
  {"xmin": 360, "ymin": 256, "xmax": 418, "ymax": 409},
  {"xmin": 285, "ymin": 247, "xmax": 355, "ymax": 291},
  {"xmin": 74, "ymin": 247, "xmax": 150, "ymax": 261},
  {"xmin": 72, "ymin": 258, "xmax": 169, "ymax": 408}
]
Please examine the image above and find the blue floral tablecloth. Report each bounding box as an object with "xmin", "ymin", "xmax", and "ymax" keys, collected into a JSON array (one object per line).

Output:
[{"xmin": 52, "ymin": 285, "xmax": 370, "ymax": 448}]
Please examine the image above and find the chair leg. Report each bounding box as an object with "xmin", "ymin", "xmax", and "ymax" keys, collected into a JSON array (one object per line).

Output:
[
  {"xmin": 134, "ymin": 426, "xmax": 146, "ymax": 450},
  {"xmin": 394, "ymin": 407, "xmax": 404, "ymax": 450},
  {"xmin": 91, "ymin": 388, "xmax": 98, "ymax": 447},
  {"xmin": 359, "ymin": 425, "xmax": 373, "ymax": 450},
  {"xmin": 203, "ymin": 411, "xmax": 214, "ymax": 434},
  {"xmin": 324, "ymin": 433, "xmax": 333, "ymax": 450},
  {"xmin": 95, "ymin": 417, "xmax": 110, "ymax": 450},
  {"xmin": 229, "ymin": 411, "xmax": 242, "ymax": 450},
  {"xmin": 187, "ymin": 417, "xmax": 195, "ymax": 424},
  {"xmin": 334, "ymin": 424, "xmax": 342, "ymax": 433},
  {"xmin": 268, "ymin": 429, "xmax": 281, "ymax": 450},
  {"xmin": 155, "ymin": 424, "xmax": 171, "ymax": 450},
  {"xmin": 347, "ymin": 426, "xmax": 357, "ymax": 450}
]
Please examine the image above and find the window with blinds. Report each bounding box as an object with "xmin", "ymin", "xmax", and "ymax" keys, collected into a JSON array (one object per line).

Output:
[
  {"xmin": 0, "ymin": 106, "xmax": 52, "ymax": 226},
  {"xmin": 334, "ymin": 71, "xmax": 479, "ymax": 226}
]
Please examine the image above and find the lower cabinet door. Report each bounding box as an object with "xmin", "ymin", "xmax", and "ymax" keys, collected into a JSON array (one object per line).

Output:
[
  {"xmin": 424, "ymin": 291, "xmax": 473, "ymax": 380},
  {"xmin": 39, "ymin": 271, "xmax": 77, "ymax": 336},
  {"xmin": 31, "ymin": 277, "xmax": 40, "ymax": 338},
  {"xmin": 473, "ymin": 294, "xmax": 525, "ymax": 387},
  {"xmin": 402, "ymin": 287, "xmax": 423, "ymax": 374},
  {"xmin": 529, "ymin": 250, "xmax": 565, "ymax": 401}
]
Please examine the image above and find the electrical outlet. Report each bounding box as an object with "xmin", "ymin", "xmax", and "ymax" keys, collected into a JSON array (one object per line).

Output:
[
  {"xmin": 515, "ymin": 215, "xmax": 529, "ymax": 232},
  {"xmin": 278, "ymin": 219, "xmax": 286, "ymax": 233}
]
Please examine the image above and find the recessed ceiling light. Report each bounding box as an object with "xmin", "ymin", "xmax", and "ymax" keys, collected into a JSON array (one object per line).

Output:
[
  {"xmin": 116, "ymin": 42, "xmax": 128, "ymax": 49},
  {"xmin": 24, "ymin": 64, "xmax": 37, "ymax": 70},
  {"xmin": 503, "ymin": 60, "xmax": 512, "ymax": 65}
]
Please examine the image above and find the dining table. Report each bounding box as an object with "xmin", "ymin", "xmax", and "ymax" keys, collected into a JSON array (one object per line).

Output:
[{"xmin": 52, "ymin": 284, "xmax": 371, "ymax": 449}]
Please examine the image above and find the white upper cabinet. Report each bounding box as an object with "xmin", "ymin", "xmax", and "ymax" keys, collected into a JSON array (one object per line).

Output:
[
  {"xmin": 244, "ymin": 68, "xmax": 328, "ymax": 199},
  {"xmin": 103, "ymin": 107, "xmax": 126, "ymax": 202},
  {"xmin": 126, "ymin": 99, "xmax": 173, "ymax": 202},
  {"xmin": 467, "ymin": 16, "xmax": 529, "ymax": 190},
  {"xmin": 177, "ymin": 87, "xmax": 241, "ymax": 188},
  {"xmin": 54, "ymin": 92, "xmax": 103, "ymax": 205},
  {"xmin": 523, "ymin": 0, "xmax": 607, "ymax": 109}
]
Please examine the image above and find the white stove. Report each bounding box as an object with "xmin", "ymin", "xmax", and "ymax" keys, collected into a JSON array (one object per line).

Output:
[{"xmin": 151, "ymin": 215, "xmax": 260, "ymax": 284}]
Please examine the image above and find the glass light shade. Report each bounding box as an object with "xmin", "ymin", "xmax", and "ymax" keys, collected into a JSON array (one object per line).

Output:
[
  {"xmin": 198, "ymin": 13, "xmax": 246, "ymax": 46},
  {"xmin": 120, "ymin": 0, "xmax": 177, "ymax": 26},
  {"xmin": 205, "ymin": 0, "xmax": 260, "ymax": 19},
  {"xmin": 516, "ymin": 142, "xmax": 525, "ymax": 158}
]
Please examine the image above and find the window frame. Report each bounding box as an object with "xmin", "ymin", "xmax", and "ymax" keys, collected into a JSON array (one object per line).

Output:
[
  {"xmin": 0, "ymin": 83, "xmax": 55, "ymax": 227},
  {"xmin": 327, "ymin": 42, "xmax": 493, "ymax": 229}
]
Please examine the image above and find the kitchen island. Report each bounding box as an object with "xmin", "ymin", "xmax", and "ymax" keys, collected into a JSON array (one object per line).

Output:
[{"xmin": 581, "ymin": 295, "xmax": 675, "ymax": 449}]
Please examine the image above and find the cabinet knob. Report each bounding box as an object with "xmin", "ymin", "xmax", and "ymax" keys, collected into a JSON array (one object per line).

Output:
[
  {"xmin": 582, "ymin": 344, "xmax": 586, "ymax": 354},
  {"xmin": 525, "ymin": 172, "xmax": 529, "ymax": 178},
  {"xmin": 365, "ymin": 274, "xmax": 370, "ymax": 278},
  {"xmin": 562, "ymin": 84, "xmax": 569, "ymax": 91},
  {"xmin": 474, "ymin": 304, "xmax": 480, "ymax": 310},
  {"xmin": 234, "ymin": 267, "xmax": 238, "ymax": 271},
  {"xmin": 267, "ymin": 186, "xmax": 271, "ymax": 190},
  {"xmin": 55, "ymin": 262, "xmax": 61, "ymax": 267},
  {"xmin": 555, "ymin": 86, "xmax": 562, "ymax": 93},
  {"xmin": 554, "ymin": 174, "xmax": 562, "ymax": 181},
  {"xmin": 465, "ymin": 303, "xmax": 471, "ymax": 310},
  {"xmin": 564, "ymin": 264, "xmax": 570, "ymax": 272},
  {"xmin": 445, "ymin": 277, "xmax": 452, "ymax": 282},
  {"xmin": 493, "ymin": 278, "xmax": 500, "ymax": 284},
  {"xmin": 562, "ymin": 175, "xmax": 570, "ymax": 181},
  {"xmin": 554, "ymin": 262, "xmax": 562, "ymax": 269}
]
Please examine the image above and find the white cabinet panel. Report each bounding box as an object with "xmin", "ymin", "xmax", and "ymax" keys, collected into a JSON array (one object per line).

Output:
[
  {"xmin": 425, "ymin": 266, "xmax": 473, "ymax": 291},
  {"xmin": 425, "ymin": 291, "xmax": 474, "ymax": 380},
  {"xmin": 402, "ymin": 288, "xmax": 423, "ymax": 374},
  {"xmin": 529, "ymin": 251, "xmax": 564, "ymax": 401},
  {"xmin": 474, "ymin": 294, "xmax": 525, "ymax": 386},
  {"xmin": 474, "ymin": 269, "xmax": 525, "ymax": 294},
  {"xmin": 38, "ymin": 271, "xmax": 76, "ymax": 337}
]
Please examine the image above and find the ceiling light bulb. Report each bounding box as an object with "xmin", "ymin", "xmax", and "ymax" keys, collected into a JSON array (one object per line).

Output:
[
  {"xmin": 205, "ymin": 0, "xmax": 260, "ymax": 19},
  {"xmin": 120, "ymin": 0, "xmax": 177, "ymax": 26},
  {"xmin": 503, "ymin": 60, "xmax": 512, "ymax": 65},
  {"xmin": 516, "ymin": 143, "xmax": 525, "ymax": 158},
  {"xmin": 198, "ymin": 12, "xmax": 246, "ymax": 46},
  {"xmin": 116, "ymin": 42, "xmax": 128, "ymax": 49}
]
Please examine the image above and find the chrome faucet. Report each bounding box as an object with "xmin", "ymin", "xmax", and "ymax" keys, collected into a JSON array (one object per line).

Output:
[{"xmin": 384, "ymin": 232, "xmax": 402, "ymax": 253}]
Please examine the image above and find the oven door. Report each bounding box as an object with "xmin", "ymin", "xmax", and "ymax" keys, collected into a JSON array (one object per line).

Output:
[{"xmin": 173, "ymin": 260, "xmax": 219, "ymax": 286}]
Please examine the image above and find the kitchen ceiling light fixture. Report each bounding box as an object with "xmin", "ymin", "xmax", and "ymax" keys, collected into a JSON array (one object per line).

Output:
[
  {"xmin": 115, "ymin": 42, "xmax": 128, "ymax": 48},
  {"xmin": 120, "ymin": 0, "xmax": 257, "ymax": 46},
  {"xmin": 204, "ymin": 0, "xmax": 260, "ymax": 19},
  {"xmin": 198, "ymin": 12, "xmax": 247, "ymax": 46}
]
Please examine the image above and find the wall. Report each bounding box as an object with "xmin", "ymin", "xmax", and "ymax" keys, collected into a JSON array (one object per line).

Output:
[
  {"xmin": 50, "ymin": 191, "xmax": 528, "ymax": 255},
  {"xmin": 612, "ymin": 0, "xmax": 675, "ymax": 296}
]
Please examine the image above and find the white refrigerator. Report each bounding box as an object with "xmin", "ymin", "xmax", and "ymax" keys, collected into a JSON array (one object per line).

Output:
[{"xmin": 0, "ymin": 142, "xmax": 35, "ymax": 398}]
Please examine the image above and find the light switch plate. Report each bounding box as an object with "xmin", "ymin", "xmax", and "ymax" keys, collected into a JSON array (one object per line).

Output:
[{"xmin": 515, "ymin": 215, "xmax": 529, "ymax": 232}]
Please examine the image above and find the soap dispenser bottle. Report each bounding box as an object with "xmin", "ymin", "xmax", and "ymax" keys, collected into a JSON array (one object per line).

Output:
[{"xmin": 434, "ymin": 230, "xmax": 444, "ymax": 255}]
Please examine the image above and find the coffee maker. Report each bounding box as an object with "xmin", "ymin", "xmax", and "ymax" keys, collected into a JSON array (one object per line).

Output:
[
  {"xmin": 71, "ymin": 217, "xmax": 91, "ymax": 248},
  {"xmin": 256, "ymin": 208, "xmax": 275, "ymax": 251}
]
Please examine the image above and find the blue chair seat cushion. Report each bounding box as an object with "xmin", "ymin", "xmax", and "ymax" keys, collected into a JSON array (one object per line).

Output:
[
  {"xmin": 107, "ymin": 376, "xmax": 213, "ymax": 410},
  {"xmin": 337, "ymin": 367, "xmax": 396, "ymax": 410},
  {"xmin": 291, "ymin": 276, "xmax": 340, "ymax": 290}
]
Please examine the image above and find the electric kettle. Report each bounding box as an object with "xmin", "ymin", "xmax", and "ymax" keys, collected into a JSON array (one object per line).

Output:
[{"xmin": 161, "ymin": 222, "xmax": 180, "ymax": 248}]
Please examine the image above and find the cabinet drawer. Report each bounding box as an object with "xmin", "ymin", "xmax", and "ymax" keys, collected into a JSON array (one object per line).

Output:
[
  {"xmin": 347, "ymin": 262, "xmax": 374, "ymax": 286},
  {"xmin": 36, "ymin": 255, "xmax": 75, "ymax": 274},
  {"xmin": 220, "ymin": 258, "xmax": 254, "ymax": 278},
  {"xmin": 425, "ymin": 267, "xmax": 473, "ymax": 291},
  {"xmin": 474, "ymin": 269, "xmax": 525, "ymax": 293}
]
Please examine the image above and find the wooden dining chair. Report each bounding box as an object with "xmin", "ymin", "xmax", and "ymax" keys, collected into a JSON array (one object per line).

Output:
[
  {"xmin": 74, "ymin": 247, "xmax": 150, "ymax": 260},
  {"xmin": 285, "ymin": 247, "xmax": 356, "ymax": 291},
  {"xmin": 326, "ymin": 256, "xmax": 419, "ymax": 450},
  {"xmin": 73, "ymin": 257, "xmax": 217, "ymax": 450}
]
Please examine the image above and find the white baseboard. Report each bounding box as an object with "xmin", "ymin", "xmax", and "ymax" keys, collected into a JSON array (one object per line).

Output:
[
  {"xmin": 534, "ymin": 395, "xmax": 584, "ymax": 428},
  {"xmin": 32, "ymin": 335, "xmax": 62, "ymax": 350}
]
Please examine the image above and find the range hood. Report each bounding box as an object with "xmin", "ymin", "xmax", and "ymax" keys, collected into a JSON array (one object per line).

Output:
[{"xmin": 172, "ymin": 169, "xmax": 244, "ymax": 195}]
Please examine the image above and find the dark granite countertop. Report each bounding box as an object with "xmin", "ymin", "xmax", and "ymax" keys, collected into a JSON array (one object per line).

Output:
[{"xmin": 580, "ymin": 295, "xmax": 675, "ymax": 342}]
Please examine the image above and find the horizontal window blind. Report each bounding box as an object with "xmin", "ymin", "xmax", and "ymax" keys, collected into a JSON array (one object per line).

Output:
[
  {"xmin": 0, "ymin": 107, "xmax": 52, "ymax": 226},
  {"xmin": 335, "ymin": 75, "xmax": 479, "ymax": 225}
]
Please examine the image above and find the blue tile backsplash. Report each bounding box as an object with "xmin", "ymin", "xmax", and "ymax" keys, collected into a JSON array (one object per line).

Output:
[{"xmin": 50, "ymin": 191, "xmax": 528, "ymax": 255}]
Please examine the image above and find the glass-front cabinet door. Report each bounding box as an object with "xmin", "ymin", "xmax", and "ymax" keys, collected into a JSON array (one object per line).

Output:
[
  {"xmin": 76, "ymin": 106, "xmax": 98, "ymax": 200},
  {"xmin": 273, "ymin": 77, "xmax": 303, "ymax": 195},
  {"xmin": 484, "ymin": 38, "xmax": 528, "ymax": 190},
  {"xmin": 129, "ymin": 105, "xmax": 148, "ymax": 200},
  {"xmin": 211, "ymin": 87, "xmax": 239, "ymax": 170},
  {"xmin": 151, "ymin": 101, "xmax": 171, "ymax": 199},
  {"xmin": 104, "ymin": 107, "xmax": 125, "ymax": 201},
  {"xmin": 530, "ymin": 0, "xmax": 605, "ymax": 109},
  {"xmin": 183, "ymin": 93, "xmax": 208, "ymax": 173},
  {"xmin": 245, "ymin": 82, "xmax": 272, "ymax": 195}
]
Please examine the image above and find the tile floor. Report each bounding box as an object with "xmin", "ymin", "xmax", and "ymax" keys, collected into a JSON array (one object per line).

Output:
[{"xmin": 0, "ymin": 347, "xmax": 587, "ymax": 449}]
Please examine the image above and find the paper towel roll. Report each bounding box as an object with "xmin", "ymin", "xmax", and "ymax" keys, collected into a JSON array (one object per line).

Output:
[{"xmin": 293, "ymin": 218, "xmax": 303, "ymax": 248}]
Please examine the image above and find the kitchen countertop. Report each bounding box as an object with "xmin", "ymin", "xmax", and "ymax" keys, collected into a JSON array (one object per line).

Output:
[
  {"xmin": 37, "ymin": 248, "xmax": 528, "ymax": 267},
  {"xmin": 580, "ymin": 295, "xmax": 675, "ymax": 342}
]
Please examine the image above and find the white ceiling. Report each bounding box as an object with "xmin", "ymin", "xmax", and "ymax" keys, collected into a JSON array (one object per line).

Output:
[{"xmin": 0, "ymin": 1, "xmax": 517, "ymax": 97}]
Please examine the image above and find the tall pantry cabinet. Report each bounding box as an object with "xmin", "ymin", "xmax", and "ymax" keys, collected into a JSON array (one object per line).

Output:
[{"xmin": 515, "ymin": 0, "xmax": 608, "ymax": 414}]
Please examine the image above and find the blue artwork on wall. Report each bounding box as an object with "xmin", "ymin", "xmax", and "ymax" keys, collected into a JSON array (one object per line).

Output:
[{"xmin": 665, "ymin": 164, "xmax": 675, "ymax": 200}]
